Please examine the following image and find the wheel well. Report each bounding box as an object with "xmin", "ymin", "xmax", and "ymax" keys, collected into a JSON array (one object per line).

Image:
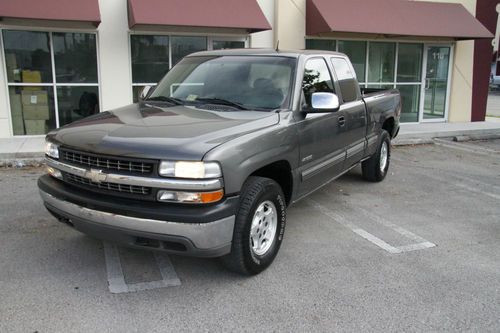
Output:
[
  {"xmin": 250, "ymin": 160, "xmax": 293, "ymax": 206},
  {"xmin": 382, "ymin": 117, "xmax": 395, "ymax": 138}
]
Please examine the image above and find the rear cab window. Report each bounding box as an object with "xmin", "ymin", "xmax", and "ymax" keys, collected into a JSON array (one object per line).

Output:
[{"xmin": 330, "ymin": 57, "xmax": 360, "ymax": 103}]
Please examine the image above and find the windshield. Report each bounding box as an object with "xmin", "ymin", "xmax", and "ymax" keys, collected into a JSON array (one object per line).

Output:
[{"xmin": 148, "ymin": 56, "xmax": 297, "ymax": 111}]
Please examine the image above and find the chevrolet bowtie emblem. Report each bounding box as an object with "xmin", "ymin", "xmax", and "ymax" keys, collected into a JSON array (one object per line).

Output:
[{"xmin": 85, "ymin": 169, "xmax": 107, "ymax": 184}]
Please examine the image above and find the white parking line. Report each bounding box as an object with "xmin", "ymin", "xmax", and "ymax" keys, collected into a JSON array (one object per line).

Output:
[
  {"xmin": 306, "ymin": 199, "xmax": 436, "ymax": 254},
  {"xmin": 103, "ymin": 243, "xmax": 181, "ymax": 294}
]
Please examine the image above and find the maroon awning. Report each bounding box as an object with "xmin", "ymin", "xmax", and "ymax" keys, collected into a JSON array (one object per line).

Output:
[
  {"xmin": 128, "ymin": 0, "xmax": 271, "ymax": 32},
  {"xmin": 307, "ymin": 0, "xmax": 493, "ymax": 40},
  {"xmin": 0, "ymin": 0, "xmax": 100, "ymax": 26}
]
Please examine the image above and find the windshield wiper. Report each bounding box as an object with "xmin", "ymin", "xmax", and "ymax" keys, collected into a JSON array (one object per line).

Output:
[
  {"xmin": 195, "ymin": 98, "xmax": 249, "ymax": 110},
  {"xmin": 145, "ymin": 96, "xmax": 183, "ymax": 105}
]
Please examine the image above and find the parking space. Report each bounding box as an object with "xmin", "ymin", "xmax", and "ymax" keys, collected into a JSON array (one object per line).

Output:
[{"xmin": 1, "ymin": 140, "xmax": 499, "ymax": 332}]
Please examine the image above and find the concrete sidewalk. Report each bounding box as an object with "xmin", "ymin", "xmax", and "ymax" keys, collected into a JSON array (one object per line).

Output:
[{"xmin": 2, "ymin": 121, "xmax": 500, "ymax": 164}]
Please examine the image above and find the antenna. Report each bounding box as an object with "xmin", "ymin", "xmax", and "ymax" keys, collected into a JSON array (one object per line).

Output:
[{"xmin": 275, "ymin": 40, "xmax": 279, "ymax": 52}]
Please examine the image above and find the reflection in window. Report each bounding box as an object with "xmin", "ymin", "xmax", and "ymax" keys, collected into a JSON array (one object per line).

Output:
[
  {"xmin": 213, "ymin": 40, "xmax": 245, "ymax": 50},
  {"xmin": 57, "ymin": 86, "xmax": 100, "ymax": 127},
  {"xmin": 2, "ymin": 30, "xmax": 52, "ymax": 83},
  {"xmin": 53, "ymin": 33, "xmax": 98, "ymax": 83},
  {"xmin": 338, "ymin": 40, "xmax": 366, "ymax": 82},
  {"xmin": 302, "ymin": 58, "xmax": 334, "ymax": 107},
  {"xmin": 397, "ymin": 44, "xmax": 423, "ymax": 82},
  {"xmin": 398, "ymin": 85, "xmax": 420, "ymax": 123},
  {"xmin": 305, "ymin": 39, "xmax": 336, "ymax": 51},
  {"xmin": 368, "ymin": 42, "xmax": 396, "ymax": 83},
  {"xmin": 131, "ymin": 35, "xmax": 170, "ymax": 84},
  {"xmin": 171, "ymin": 36, "xmax": 207, "ymax": 66}
]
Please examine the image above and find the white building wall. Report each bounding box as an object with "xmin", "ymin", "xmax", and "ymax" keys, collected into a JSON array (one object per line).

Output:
[
  {"xmin": 97, "ymin": 0, "xmax": 133, "ymax": 110},
  {"xmin": 251, "ymin": 0, "xmax": 275, "ymax": 48}
]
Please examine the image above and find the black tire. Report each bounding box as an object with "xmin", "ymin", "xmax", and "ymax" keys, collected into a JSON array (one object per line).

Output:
[
  {"xmin": 362, "ymin": 130, "xmax": 391, "ymax": 182},
  {"xmin": 221, "ymin": 176, "xmax": 286, "ymax": 275}
]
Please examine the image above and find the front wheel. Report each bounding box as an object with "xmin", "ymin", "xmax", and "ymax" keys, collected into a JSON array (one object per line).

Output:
[
  {"xmin": 221, "ymin": 176, "xmax": 286, "ymax": 275},
  {"xmin": 362, "ymin": 130, "xmax": 391, "ymax": 182}
]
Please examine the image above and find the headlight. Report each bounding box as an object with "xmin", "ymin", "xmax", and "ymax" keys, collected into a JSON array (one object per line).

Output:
[
  {"xmin": 45, "ymin": 141, "xmax": 59, "ymax": 159},
  {"xmin": 159, "ymin": 161, "xmax": 221, "ymax": 178}
]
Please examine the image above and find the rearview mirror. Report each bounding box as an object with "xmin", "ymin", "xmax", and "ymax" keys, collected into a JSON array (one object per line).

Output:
[
  {"xmin": 310, "ymin": 92, "xmax": 340, "ymax": 112},
  {"xmin": 139, "ymin": 85, "xmax": 154, "ymax": 101}
]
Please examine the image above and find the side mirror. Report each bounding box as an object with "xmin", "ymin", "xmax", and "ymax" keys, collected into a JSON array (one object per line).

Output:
[
  {"xmin": 139, "ymin": 85, "xmax": 154, "ymax": 101},
  {"xmin": 309, "ymin": 92, "xmax": 340, "ymax": 112}
]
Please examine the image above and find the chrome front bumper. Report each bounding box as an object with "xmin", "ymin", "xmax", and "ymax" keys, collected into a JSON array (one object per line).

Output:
[{"xmin": 40, "ymin": 190, "xmax": 235, "ymax": 257}]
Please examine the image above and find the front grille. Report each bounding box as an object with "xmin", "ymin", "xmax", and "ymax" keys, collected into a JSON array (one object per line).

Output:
[
  {"xmin": 60, "ymin": 149, "xmax": 154, "ymax": 175},
  {"xmin": 64, "ymin": 172, "xmax": 151, "ymax": 195}
]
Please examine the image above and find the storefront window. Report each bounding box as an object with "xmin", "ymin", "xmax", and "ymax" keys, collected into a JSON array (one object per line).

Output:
[
  {"xmin": 2, "ymin": 30, "xmax": 99, "ymax": 135},
  {"xmin": 131, "ymin": 35, "xmax": 247, "ymax": 102},
  {"xmin": 305, "ymin": 39, "xmax": 336, "ymax": 51},
  {"xmin": 368, "ymin": 42, "xmax": 396, "ymax": 83},
  {"xmin": 397, "ymin": 43, "xmax": 423, "ymax": 82},
  {"xmin": 57, "ymin": 86, "xmax": 100, "ymax": 127},
  {"xmin": 131, "ymin": 35, "xmax": 170, "ymax": 84},
  {"xmin": 8, "ymin": 86, "xmax": 56, "ymax": 135},
  {"xmin": 338, "ymin": 41, "xmax": 366, "ymax": 82},
  {"xmin": 397, "ymin": 85, "xmax": 421, "ymax": 123},
  {"xmin": 171, "ymin": 36, "xmax": 207, "ymax": 66},
  {"xmin": 53, "ymin": 33, "xmax": 98, "ymax": 83},
  {"xmin": 213, "ymin": 40, "xmax": 245, "ymax": 50},
  {"xmin": 3, "ymin": 30, "xmax": 52, "ymax": 83}
]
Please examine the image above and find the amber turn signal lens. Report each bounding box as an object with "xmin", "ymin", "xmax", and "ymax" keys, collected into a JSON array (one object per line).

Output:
[{"xmin": 200, "ymin": 190, "xmax": 224, "ymax": 203}]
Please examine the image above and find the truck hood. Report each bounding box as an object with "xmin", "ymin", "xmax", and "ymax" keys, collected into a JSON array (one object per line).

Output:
[{"xmin": 48, "ymin": 103, "xmax": 280, "ymax": 160}]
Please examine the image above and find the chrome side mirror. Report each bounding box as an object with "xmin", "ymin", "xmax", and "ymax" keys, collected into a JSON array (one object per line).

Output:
[
  {"xmin": 310, "ymin": 92, "xmax": 340, "ymax": 112},
  {"xmin": 139, "ymin": 85, "xmax": 154, "ymax": 101}
]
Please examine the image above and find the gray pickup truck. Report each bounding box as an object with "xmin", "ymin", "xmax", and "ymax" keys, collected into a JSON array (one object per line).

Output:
[{"xmin": 39, "ymin": 49, "xmax": 400, "ymax": 275}]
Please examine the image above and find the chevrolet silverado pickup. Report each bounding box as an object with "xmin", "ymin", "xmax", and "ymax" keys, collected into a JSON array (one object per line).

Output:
[{"xmin": 39, "ymin": 49, "xmax": 401, "ymax": 275}]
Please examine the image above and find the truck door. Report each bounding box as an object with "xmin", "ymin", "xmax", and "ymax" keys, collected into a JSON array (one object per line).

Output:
[
  {"xmin": 330, "ymin": 57, "xmax": 367, "ymax": 169},
  {"xmin": 296, "ymin": 57, "xmax": 347, "ymax": 198}
]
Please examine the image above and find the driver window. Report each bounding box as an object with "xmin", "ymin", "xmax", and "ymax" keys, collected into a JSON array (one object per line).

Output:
[{"xmin": 302, "ymin": 58, "xmax": 334, "ymax": 107}]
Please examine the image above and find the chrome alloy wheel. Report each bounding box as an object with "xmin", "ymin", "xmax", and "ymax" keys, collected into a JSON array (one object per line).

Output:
[
  {"xmin": 250, "ymin": 200, "xmax": 278, "ymax": 256},
  {"xmin": 380, "ymin": 141, "xmax": 388, "ymax": 173}
]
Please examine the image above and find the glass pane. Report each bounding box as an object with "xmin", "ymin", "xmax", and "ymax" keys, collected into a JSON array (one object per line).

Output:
[
  {"xmin": 57, "ymin": 86, "xmax": 100, "ymax": 127},
  {"xmin": 302, "ymin": 58, "xmax": 334, "ymax": 106},
  {"xmin": 133, "ymin": 85, "xmax": 147, "ymax": 103},
  {"xmin": 53, "ymin": 33, "xmax": 98, "ymax": 83},
  {"xmin": 131, "ymin": 35, "xmax": 170, "ymax": 84},
  {"xmin": 2, "ymin": 30, "xmax": 52, "ymax": 83},
  {"xmin": 8, "ymin": 86, "xmax": 56, "ymax": 135},
  {"xmin": 397, "ymin": 85, "xmax": 420, "ymax": 123},
  {"xmin": 366, "ymin": 84, "xmax": 394, "ymax": 90},
  {"xmin": 212, "ymin": 40, "xmax": 245, "ymax": 50},
  {"xmin": 397, "ymin": 43, "xmax": 423, "ymax": 82},
  {"xmin": 305, "ymin": 39, "xmax": 336, "ymax": 51},
  {"xmin": 424, "ymin": 46, "xmax": 450, "ymax": 120},
  {"xmin": 338, "ymin": 40, "xmax": 366, "ymax": 82},
  {"xmin": 331, "ymin": 58, "xmax": 358, "ymax": 102},
  {"xmin": 368, "ymin": 42, "xmax": 395, "ymax": 83},
  {"xmin": 171, "ymin": 36, "xmax": 207, "ymax": 67}
]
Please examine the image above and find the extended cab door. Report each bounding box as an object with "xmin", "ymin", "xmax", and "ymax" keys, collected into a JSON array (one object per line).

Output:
[
  {"xmin": 329, "ymin": 57, "xmax": 368, "ymax": 169},
  {"xmin": 296, "ymin": 57, "xmax": 347, "ymax": 198}
]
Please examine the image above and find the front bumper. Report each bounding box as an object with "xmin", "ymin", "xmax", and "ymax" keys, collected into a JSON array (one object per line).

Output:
[{"xmin": 39, "ymin": 175, "xmax": 238, "ymax": 257}]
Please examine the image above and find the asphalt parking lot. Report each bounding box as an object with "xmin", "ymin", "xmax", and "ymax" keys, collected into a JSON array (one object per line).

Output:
[{"xmin": 1, "ymin": 139, "xmax": 499, "ymax": 332}]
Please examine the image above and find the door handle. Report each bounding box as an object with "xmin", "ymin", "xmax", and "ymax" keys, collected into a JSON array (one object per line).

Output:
[{"xmin": 338, "ymin": 116, "xmax": 346, "ymax": 127}]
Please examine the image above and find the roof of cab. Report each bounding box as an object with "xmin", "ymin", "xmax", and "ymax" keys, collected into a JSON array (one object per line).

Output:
[{"xmin": 187, "ymin": 48, "xmax": 346, "ymax": 58}]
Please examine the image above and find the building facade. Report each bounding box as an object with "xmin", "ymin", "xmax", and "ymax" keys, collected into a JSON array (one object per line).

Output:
[{"xmin": 0, "ymin": 0, "xmax": 494, "ymax": 138}]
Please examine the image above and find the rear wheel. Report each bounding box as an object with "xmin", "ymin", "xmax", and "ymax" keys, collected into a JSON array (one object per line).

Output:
[
  {"xmin": 362, "ymin": 130, "xmax": 391, "ymax": 182},
  {"xmin": 221, "ymin": 176, "xmax": 286, "ymax": 275}
]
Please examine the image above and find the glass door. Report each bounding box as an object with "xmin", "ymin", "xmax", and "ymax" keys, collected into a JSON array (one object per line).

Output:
[{"xmin": 422, "ymin": 46, "xmax": 451, "ymax": 121}]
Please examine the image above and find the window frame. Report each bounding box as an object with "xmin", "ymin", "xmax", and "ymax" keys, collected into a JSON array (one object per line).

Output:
[{"xmin": 0, "ymin": 26, "xmax": 101, "ymax": 136}]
